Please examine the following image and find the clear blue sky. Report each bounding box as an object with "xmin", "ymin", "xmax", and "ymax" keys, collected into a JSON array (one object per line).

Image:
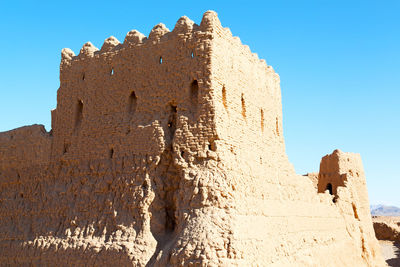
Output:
[{"xmin": 0, "ymin": 1, "xmax": 399, "ymax": 206}]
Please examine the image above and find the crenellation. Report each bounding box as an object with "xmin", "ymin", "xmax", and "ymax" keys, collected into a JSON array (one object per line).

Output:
[
  {"xmin": 199, "ymin": 10, "xmax": 222, "ymax": 32},
  {"xmin": 173, "ymin": 16, "xmax": 195, "ymax": 34},
  {"xmin": 100, "ymin": 36, "xmax": 121, "ymax": 52},
  {"xmin": 124, "ymin": 29, "xmax": 146, "ymax": 46},
  {"xmin": 60, "ymin": 48, "xmax": 75, "ymax": 63},
  {"xmin": 78, "ymin": 41, "xmax": 99, "ymax": 57},
  {"xmin": 148, "ymin": 23, "xmax": 170, "ymax": 42}
]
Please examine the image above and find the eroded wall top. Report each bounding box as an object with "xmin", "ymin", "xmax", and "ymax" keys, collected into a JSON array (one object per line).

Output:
[{"xmin": 0, "ymin": 124, "xmax": 51, "ymax": 171}]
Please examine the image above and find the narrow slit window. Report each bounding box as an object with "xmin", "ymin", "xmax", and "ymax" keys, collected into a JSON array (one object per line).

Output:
[
  {"xmin": 128, "ymin": 91, "xmax": 137, "ymax": 115},
  {"xmin": 241, "ymin": 93, "xmax": 246, "ymax": 119},
  {"xmin": 261, "ymin": 109, "xmax": 264, "ymax": 132},
  {"xmin": 276, "ymin": 117, "xmax": 280, "ymax": 136},
  {"xmin": 222, "ymin": 86, "xmax": 227, "ymax": 110},
  {"xmin": 75, "ymin": 100, "xmax": 83, "ymax": 129},
  {"xmin": 191, "ymin": 80, "xmax": 199, "ymax": 111}
]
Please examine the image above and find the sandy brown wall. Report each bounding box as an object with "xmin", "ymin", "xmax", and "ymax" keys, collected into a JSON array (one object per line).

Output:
[
  {"xmin": 205, "ymin": 13, "xmax": 385, "ymax": 266},
  {"xmin": 0, "ymin": 124, "xmax": 51, "ymax": 170},
  {"xmin": 0, "ymin": 11, "xmax": 385, "ymax": 267},
  {"xmin": 0, "ymin": 13, "xmax": 230, "ymax": 266}
]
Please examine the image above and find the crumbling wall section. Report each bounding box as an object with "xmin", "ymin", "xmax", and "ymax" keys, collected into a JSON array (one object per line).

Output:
[{"xmin": 318, "ymin": 150, "xmax": 384, "ymax": 265}]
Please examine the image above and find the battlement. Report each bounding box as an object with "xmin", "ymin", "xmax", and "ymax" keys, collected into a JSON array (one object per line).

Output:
[
  {"xmin": 60, "ymin": 12, "xmax": 270, "ymax": 66},
  {"xmin": 50, "ymin": 10, "xmax": 282, "ymax": 167}
]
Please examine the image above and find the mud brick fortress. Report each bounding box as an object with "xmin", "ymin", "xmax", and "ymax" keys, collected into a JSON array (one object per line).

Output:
[{"xmin": 0, "ymin": 11, "xmax": 385, "ymax": 266}]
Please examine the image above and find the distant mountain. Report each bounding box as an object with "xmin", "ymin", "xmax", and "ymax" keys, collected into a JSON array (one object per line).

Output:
[{"xmin": 371, "ymin": 204, "xmax": 400, "ymax": 216}]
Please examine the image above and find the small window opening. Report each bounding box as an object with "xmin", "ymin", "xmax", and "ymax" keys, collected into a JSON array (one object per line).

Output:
[
  {"xmin": 181, "ymin": 151, "xmax": 185, "ymax": 158},
  {"xmin": 159, "ymin": 56, "xmax": 163, "ymax": 64},
  {"xmin": 352, "ymin": 203, "xmax": 359, "ymax": 220},
  {"xmin": 20, "ymin": 193, "xmax": 24, "ymax": 198},
  {"xmin": 191, "ymin": 51, "xmax": 194, "ymax": 58},
  {"xmin": 110, "ymin": 68, "xmax": 114, "ymax": 76},
  {"xmin": 75, "ymin": 100, "xmax": 83, "ymax": 129},
  {"xmin": 326, "ymin": 183, "xmax": 333, "ymax": 195},
  {"xmin": 241, "ymin": 93, "xmax": 246, "ymax": 119},
  {"xmin": 222, "ymin": 86, "xmax": 227, "ymax": 110},
  {"xmin": 63, "ymin": 143, "xmax": 70, "ymax": 154},
  {"xmin": 275, "ymin": 117, "xmax": 280, "ymax": 136},
  {"xmin": 109, "ymin": 148, "xmax": 114, "ymax": 159},
  {"xmin": 128, "ymin": 91, "xmax": 137, "ymax": 115},
  {"xmin": 191, "ymin": 80, "xmax": 199, "ymax": 112},
  {"xmin": 208, "ymin": 140, "xmax": 216, "ymax": 151},
  {"xmin": 171, "ymin": 104, "xmax": 177, "ymax": 113},
  {"xmin": 261, "ymin": 109, "xmax": 264, "ymax": 132},
  {"xmin": 82, "ymin": 72, "xmax": 85, "ymax": 81}
]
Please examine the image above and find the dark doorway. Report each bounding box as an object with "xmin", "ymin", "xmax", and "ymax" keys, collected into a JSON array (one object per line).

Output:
[{"xmin": 326, "ymin": 183, "xmax": 333, "ymax": 195}]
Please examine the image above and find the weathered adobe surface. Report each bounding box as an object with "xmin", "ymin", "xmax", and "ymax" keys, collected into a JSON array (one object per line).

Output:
[
  {"xmin": 373, "ymin": 217, "xmax": 400, "ymax": 241},
  {"xmin": 0, "ymin": 11, "xmax": 386, "ymax": 266}
]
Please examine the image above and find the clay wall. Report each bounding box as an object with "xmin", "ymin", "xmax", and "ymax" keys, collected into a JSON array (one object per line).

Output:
[
  {"xmin": 0, "ymin": 124, "xmax": 51, "ymax": 170},
  {"xmin": 204, "ymin": 13, "xmax": 384, "ymax": 266},
  {"xmin": 0, "ymin": 14, "xmax": 226, "ymax": 266},
  {"xmin": 318, "ymin": 150, "xmax": 382, "ymax": 265},
  {"xmin": 52, "ymin": 17, "xmax": 215, "ymax": 162},
  {"xmin": 0, "ymin": 11, "xmax": 386, "ymax": 266}
]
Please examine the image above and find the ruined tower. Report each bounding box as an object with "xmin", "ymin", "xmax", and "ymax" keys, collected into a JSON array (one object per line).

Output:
[{"xmin": 0, "ymin": 11, "xmax": 385, "ymax": 266}]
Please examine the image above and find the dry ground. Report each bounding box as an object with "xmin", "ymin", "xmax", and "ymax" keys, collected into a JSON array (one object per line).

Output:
[{"xmin": 379, "ymin": 240, "xmax": 400, "ymax": 266}]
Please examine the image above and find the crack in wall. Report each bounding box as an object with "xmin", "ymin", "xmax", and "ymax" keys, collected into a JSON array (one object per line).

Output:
[{"xmin": 147, "ymin": 104, "xmax": 181, "ymax": 266}]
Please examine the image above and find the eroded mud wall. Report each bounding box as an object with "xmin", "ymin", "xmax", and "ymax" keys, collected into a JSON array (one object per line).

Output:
[
  {"xmin": 0, "ymin": 11, "xmax": 385, "ymax": 267},
  {"xmin": 0, "ymin": 14, "xmax": 227, "ymax": 266}
]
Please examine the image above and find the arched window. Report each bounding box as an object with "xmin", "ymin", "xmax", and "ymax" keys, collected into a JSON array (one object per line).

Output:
[{"xmin": 128, "ymin": 91, "xmax": 137, "ymax": 115}]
